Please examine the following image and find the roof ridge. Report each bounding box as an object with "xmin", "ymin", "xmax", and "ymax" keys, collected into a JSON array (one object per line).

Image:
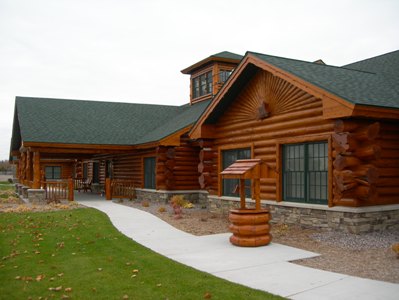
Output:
[
  {"xmin": 246, "ymin": 51, "xmax": 377, "ymax": 75},
  {"xmin": 15, "ymin": 96, "xmax": 185, "ymax": 109},
  {"xmin": 343, "ymin": 49, "xmax": 399, "ymax": 67}
]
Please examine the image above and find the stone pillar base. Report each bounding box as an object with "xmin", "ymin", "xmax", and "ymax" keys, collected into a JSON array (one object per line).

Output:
[
  {"xmin": 22, "ymin": 186, "xmax": 29, "ymax": 200},
  {"xmin": 27, "ymin": 189, "xmax": 46, "ymax": 204}
]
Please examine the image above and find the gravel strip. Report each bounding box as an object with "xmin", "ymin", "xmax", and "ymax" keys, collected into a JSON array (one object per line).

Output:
[{"xmin": 310, "ymin": 230, "xmax": 399, "ymax": 250}]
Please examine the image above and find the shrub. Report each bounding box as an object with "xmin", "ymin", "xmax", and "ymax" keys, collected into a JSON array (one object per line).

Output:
[
  {"xmin": 170, "ymin": 195, "xmax": 186, "ymax": 208},
  {"xmin": 158, "ymin": 206, "xmax": 166, "ymax": 213},
  {"xmin": 141, "ymin": 200, "xmax": 150, "ymax": 207},
  {"xmin": 392, "ymin": 243, "xmax": 399, "ymax": 258}
]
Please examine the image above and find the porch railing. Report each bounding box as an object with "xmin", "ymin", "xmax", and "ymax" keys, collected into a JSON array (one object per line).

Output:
[
  {"xmin": 74, "ymin": 178, "xmax": 84, "ymax": 190},
  {"xmin": 74, "ymin": 178, "xmax": 92, "ymax": 192},
  {"xmin": 41, "ymin": 179, "xmax": 74, "ymax": 202},
  {"xmin": 109, "ymin": 179, "xmax": 136, "ymax": 200}
]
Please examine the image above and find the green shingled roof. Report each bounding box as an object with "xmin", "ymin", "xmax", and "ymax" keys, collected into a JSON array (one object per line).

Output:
[
  {"xmin": 210, "ymin": 51, "xmax": 243, "ymax": 61},
  {"xmin": 249, "ymin": 51, "xmax": 399, "ymax": 109},
  {"xmin": 12, "ymin": 97, "xmax": 210, "ymax": 150},
  {"xmin": 181, "ymin": 51, "xmax": 243, "ymax": 74}
]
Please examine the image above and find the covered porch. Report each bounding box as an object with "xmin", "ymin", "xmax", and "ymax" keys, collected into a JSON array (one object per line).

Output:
[{"xmin": 12, "ymin": 143, "xmax": 136, "ymax": 204}]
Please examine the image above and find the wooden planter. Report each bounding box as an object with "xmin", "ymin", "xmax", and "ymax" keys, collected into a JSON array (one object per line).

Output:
[{"xmin": 229, "ymin": 209, "xmax": 272, "ymax": 247}]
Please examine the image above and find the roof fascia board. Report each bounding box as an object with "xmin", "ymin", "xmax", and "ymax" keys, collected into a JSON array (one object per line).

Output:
[
  {"xmin": 158, "ymin": 125, "xmax": 191, "ymax": 146},
  {"xmin": 352, "ymin": 105, "xmax": 399, "ymax": 119},
  {"xmin": 189, "ymin": 55, "xmax": 253, "ymax": 138}
]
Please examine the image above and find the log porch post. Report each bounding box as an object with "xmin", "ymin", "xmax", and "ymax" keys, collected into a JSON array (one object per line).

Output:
[
  {"xmin": 68, "ymin": 178, "xmax": 74, "ymax": 201},
  {"xmin": 32, "ymin": 152, "xmax": 41, "ymax": 189},
  {"xmin": 105, "ymin": 178, "xmax": 112, "ymax": 200},
  {"xmin": 21, "ymin": 151, "xmax": 26, "ymax": 185},
  {"xmin": 26, "ymin": 150, "xmax": 32, "ymax": 185}
]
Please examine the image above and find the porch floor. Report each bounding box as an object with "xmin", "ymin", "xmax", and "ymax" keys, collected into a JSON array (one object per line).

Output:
[{"xmin": 76, "ymin": 197, "xmax": 399, "ymax": 299}]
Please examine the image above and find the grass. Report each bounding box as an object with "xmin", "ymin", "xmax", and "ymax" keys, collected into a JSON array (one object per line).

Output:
[
  {"xmin": 0, "ymin": 208, "xmax": 284, "ymax": 299},
  {"xmin": 0, "ymin": 182, "xmax": 14, "ymax": 191}
]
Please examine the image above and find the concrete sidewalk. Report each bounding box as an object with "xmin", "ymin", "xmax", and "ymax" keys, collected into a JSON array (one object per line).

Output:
[{"xmin": 78, "ymin": 199, "xmax": 399, "ymax": 299}]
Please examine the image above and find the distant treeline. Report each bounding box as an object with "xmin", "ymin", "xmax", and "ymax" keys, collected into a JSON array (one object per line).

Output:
[{"xmin": 0, "ymin": 160, "xmax": 14, "ymax": 174}]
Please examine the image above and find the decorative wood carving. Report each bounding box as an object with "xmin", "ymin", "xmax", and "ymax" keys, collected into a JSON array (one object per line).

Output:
[{"xmin": 225, "ymin": 70, "xmax": 317, "ymax": 122}]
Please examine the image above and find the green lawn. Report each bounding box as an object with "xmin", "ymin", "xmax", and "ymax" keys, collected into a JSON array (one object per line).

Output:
[{"xmin": 0, "ymin": 208, "xmax": 283, "ymax": 299}]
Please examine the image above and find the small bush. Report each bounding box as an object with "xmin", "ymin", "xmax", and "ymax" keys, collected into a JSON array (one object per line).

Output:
[
  {"xmin": 141, "ymin": 200, "xmax": 150, "ymax": 207},
  {"xmin": 392, "ymin": 243, "xmax": 399, "ymax": 258},
  {"xmin": 169, "ymin": 195, "xmax": 194, "ymax": 209},
  {"xmin": 158, "ymin": 206, "xmax": 166, "ymax": 213},
  {"xmin": 170, "ymin": 195, "xmax": 186, "ymax": 208}
]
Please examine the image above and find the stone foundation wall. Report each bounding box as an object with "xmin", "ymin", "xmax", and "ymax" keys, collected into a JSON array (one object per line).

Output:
[
  {"xmin": 207, "ymin": 196, "xmax": 399, "ymax": 234},
  {"xmin": 268, "ymin": 204, "xmax": 399, "ymax": 233}
]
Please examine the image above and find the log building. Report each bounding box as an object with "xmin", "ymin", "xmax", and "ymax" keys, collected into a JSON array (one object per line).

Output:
[{"xmin": 10, "ymin": 50, "xmax": 399, "ymax": 233}]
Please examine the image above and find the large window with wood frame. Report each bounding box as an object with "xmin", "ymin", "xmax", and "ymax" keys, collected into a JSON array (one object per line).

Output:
[
  {"xmin": 283, "ymin": 142, "xmax": 328, "ymax": 204},
  {"xmin": 222, "ymin": 148, "xmax": 251, "ymax": 197},
  {"xmin": 45, "ymin": 166, "xmax": 61, "ymax": 180},
  {"xmin": 192, "ymin": 71, "xmax": 213, "ymax": 99},
  {"xmin": 144, "ymin": 157, "xmax": 156, "ymax": 189}
]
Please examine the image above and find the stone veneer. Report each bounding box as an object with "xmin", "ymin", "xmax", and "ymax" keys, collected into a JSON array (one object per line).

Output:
[
  {"xmin": 15, "ymin": 183, "xmax": 46, "ymax": 204},
  {"xmin": 135, "ymin": 188, "xmax": 208, "ymax": 206},
  {"xmin": 27, "ymin": 189, "xmax": 46, "ymax": 204},
  {"xmin": 208, "ymin": 195, "xmax": 399, "ymax": 234}
]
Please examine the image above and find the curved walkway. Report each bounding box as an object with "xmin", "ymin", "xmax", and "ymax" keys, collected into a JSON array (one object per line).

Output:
[{"xmin": 77, "ymin": 197, "xmax": 399, "ymax": 300}]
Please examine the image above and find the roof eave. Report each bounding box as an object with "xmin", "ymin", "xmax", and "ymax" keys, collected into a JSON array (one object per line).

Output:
[{"xmin": 181, "ymin": 56, "xmax": 241, "ymax": 74}]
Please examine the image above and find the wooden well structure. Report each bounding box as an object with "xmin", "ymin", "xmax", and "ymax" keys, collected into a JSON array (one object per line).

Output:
[{"xmin": 221, "ymin": 159, "xmax": 272, "ymax": 247}]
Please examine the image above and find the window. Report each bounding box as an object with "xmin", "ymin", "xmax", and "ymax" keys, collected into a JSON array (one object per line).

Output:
[
  {"xmin": 45, "ymin": 166, "xmax": 61, "ymax": 180},
  {"xmin": 83, "ymin": 163, "xmax": 88, "ymax": 179},
  {"xmin": 222, "ymin": 148, "xmax": 251, "ymax": 197},
  {"xmin": 92, "ymin": 162, "xmax": 99, "ymax": 184},
  {"xmin": 219, "ymin": 69, "xmax": 232, "ymax": 83},
  {"xmin": 192, "ymin": 71, "xmax": 213, "ymax": 99},
  {"xmin": 283, "ymin": 142, "xmax": 328, "ymax": 204},
  {"xmin": 144, "ymin": 157, "xmax": 156, "ymax": 189}
]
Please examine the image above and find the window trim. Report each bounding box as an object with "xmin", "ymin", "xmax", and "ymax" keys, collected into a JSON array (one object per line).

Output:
[{"xmin": 276, "ymin": 134, "xmax": 332, "ymax": 207}]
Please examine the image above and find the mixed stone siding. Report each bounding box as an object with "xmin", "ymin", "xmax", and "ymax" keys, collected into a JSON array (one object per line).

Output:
[{"xmin": 207, "ymin": 195, "xmax": 399, "ymax": 233}]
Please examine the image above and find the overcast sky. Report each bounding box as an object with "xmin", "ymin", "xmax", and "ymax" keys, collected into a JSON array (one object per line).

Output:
[{"xmin": 1, "ymin": 0, "xmax": 398, "ymax": 160}]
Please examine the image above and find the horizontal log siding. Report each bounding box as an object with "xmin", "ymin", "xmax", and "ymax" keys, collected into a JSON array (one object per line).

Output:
[
  {"xmin": 170, "ymin": 135, "xmax": 201, "ymax": 190},
  {"xmin": 94, "ymin": 149, "xmax": 155, "ymax": 187},
  {"xmin": 375, "ymin": 120, "xmax": 399, "ymax": 204},
  {"xmin": 208, "ymin": 69, "xmax": 335, "ymax": 200}
]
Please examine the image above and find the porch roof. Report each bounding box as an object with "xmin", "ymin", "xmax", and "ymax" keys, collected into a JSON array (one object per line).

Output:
[{"xmin": 11, "ymin": 97, "xmax": 210, "ymax": 153}]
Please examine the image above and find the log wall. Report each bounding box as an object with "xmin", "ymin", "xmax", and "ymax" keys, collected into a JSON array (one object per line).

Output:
[
  {"xmin": 201, "ymin": 69, "xmax": 336, "ymax": 200},
  {"xmin": 96, "ymin": 149, "xmax": 155, "ymax": 187},
  {"xmin": 375, "ymin": 120, "xmax": 399, "ymax": 205},
  {"xmin": 332, "ymin": 119, "xmax": 399, "ymax": 206},
  {"xmin": 156, "ymin": 135, "xmax": 201, "ymax": 190},
  {"xmin": 199, "ymin": 69, "xmax": 399, "ymax": 207}
]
